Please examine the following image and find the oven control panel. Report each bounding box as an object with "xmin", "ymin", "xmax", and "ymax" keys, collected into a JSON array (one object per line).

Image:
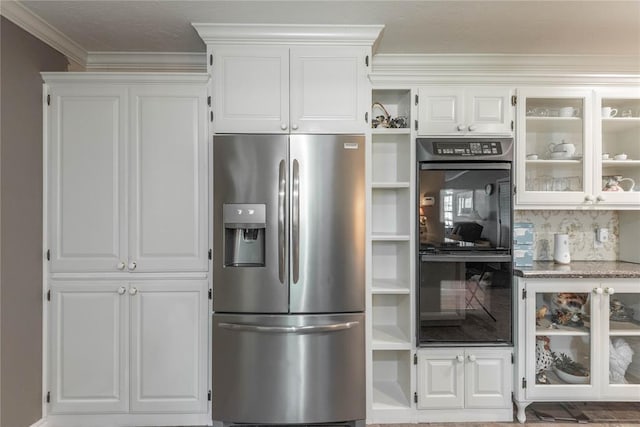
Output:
[{"xmin": 433, "ymin": 141, "xmax": 503, "ymax": 156}]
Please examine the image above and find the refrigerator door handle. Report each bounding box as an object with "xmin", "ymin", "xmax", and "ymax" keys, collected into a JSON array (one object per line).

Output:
[
  {"xmin": 218, "ymin": 321, "xmax": 359, "ymax": 334},
  {"xmin": 292, "ymin": 158, "xmax": 300, "ymax": 284},
  {"xmin": 278, "ymin": 159, "xmax": 286, "ymax": 284}
]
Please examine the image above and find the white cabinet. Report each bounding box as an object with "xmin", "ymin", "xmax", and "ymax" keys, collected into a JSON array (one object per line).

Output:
[
  {"xmin": 210, "ymin": 45, "xmax": 369, "ymax": 134},
  {"xmin": 44, "ymin": 75, "xmax": 209, "ymax": 273},
  {"xmin": 49, "ymin": 280, "xmax": 209, "ymax": 415},
  {"xmin": 514, "ymin": 277, "xmax": 640, "ymax": 422},
  {"xmin": 416, "ymin": 348, "xmax": 512, "ymax": 410},
  {"xmin": 515, "ymin": 87, "xmax": 640, "ymax": 209},
  {"xmin": 417, "ymin": 87, "xmax": 514, "ymax": 136}
]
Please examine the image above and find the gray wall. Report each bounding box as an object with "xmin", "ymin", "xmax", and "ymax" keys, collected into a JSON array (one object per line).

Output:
[{"xmin": 1, "ymin": 16, "xmax": 67, "ymax": 427}]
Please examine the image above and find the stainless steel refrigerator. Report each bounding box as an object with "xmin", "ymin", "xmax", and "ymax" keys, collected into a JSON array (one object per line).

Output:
[{"xmin": 212, "ymin": 134, "xmax": 365, "ymax": 426}]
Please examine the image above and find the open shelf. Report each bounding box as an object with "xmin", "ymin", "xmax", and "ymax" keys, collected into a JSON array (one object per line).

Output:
[
  {"xmin": 372, "ymin": 350, "xmax": 412, "ymax": 409},
  {"xmin": 371, "ymin": 241, "xmax": 410, "ymax": 290},
  {"xmin": 371, "ymin": 188, "xmax": 411, "ymax": 236},
  {"xmin": 372, "ymin": 294, "xmax": 411, "ymax": 348},
  {"xmin": 372, "ymin": 278, "xmax": 411, "ymax": 294},
  {"xmin": 372, "ymin": 132, "xmax": 411, "ymax": 183}
]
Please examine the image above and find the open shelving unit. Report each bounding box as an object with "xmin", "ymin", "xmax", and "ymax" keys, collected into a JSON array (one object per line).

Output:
[{"xmin": 368, "ymin": 88, "xmax": 416, "ymax": 423}]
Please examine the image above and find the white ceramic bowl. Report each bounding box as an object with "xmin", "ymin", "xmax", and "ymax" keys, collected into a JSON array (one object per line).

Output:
[
  {"xmin": 553, "ymin": 366, "xmax": 590, "ymax": 384},
  {"xmin": 550, "ymin": 152, "xmax": 572, "ymax": 160},
  {"xmin": 614, "ymin": 153, "xmax": 628, "ymax": 160},
  {"xmin": 527, "ymin": 154, "xmax": 539, "ymax": 160}
]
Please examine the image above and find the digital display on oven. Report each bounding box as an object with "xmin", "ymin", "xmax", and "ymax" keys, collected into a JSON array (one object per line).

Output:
[{"xmin": 433, "ymin": 141, "xmax": 503, "ymax": 156}]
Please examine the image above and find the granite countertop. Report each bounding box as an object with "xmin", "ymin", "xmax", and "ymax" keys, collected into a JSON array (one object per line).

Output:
[{"xmin": 514, "ymin": 261, "xmax": 640, "ymax": 279}]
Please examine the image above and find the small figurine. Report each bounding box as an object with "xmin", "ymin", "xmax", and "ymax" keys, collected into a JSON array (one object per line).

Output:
[
  {"xmin": 536, "ymin": 336, "xmax": 553, "ymax": 382},
  {"xmin": 610, "ymin": 299, "xmax": 634, "ymax": 322},
  {"xmin": 610, "ymin": 338, "xmax": 634, "ymax": 384}
]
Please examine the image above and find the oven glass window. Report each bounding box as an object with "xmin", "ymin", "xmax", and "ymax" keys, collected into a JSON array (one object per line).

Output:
[
  {"xmin": 419, "ymin": 169, "xmax": 511, "ymax": 251},
  {"xmin": 418, "ymin": 260, "xmax": 512, "ymax": 345}
]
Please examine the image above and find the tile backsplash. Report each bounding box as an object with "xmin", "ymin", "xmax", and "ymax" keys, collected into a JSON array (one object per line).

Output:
[{"xmin": 514, "ymin": 210, "xmax": 618, "ymax": 261}]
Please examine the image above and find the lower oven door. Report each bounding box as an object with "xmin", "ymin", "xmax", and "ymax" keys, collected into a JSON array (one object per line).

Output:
[
  {"xmin": 418, "ymin": 254, "xmax": 512, "ymax": 345},
  {"xmin": 212, "ymin": 312, "xmax": 365, "ymax": 424}
]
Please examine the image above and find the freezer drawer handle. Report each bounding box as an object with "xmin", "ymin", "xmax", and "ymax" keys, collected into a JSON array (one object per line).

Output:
[{"xmin": 218, "ymin": 321, "xmax": 359, "ymax": 334}]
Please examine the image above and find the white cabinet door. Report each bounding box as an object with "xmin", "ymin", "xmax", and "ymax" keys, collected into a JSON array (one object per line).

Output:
[
  {"xmin": 417, "ymin": 87, "xmax": 464, "ymax": 135},
  {"xmin": 49, "ymin": 282, "xmax": 129, "ymax": 414},
  {"xmin": 290, "ymin": 46, "xmax": 368, "ymax": 133},
  {"xmin": 212, "ymin": 45, "xmax": 289, "ymax": 133},
  {"xmin": 129, "ymin": 280, "xmax": 208, "ymax": 413},
  {"xmin": 417, "ymin": 87, "xmax": 513, "ymax": 135},
  {"xmin": 464, "ymin": 349, "xmax": 512, "ymax": 408},
  {"xmin": 417, "ymin": 349, "xmax": 464, "ymax": 409},
  {"xmin": 128, "ymin": 85, "xmax": 208, "ymax": 272},
  {"xmin": 47, "ymin": 85, "xmax": 127, "ymax": 273}
]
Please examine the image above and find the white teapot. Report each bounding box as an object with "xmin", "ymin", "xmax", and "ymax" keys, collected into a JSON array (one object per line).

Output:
[
  {"xmin": 548, "ymin": 141, "xmax": 576, "ymax": 158},
  {"xmin": 603, "ymin": 175, "xmax": 635, "ymax": 192}
]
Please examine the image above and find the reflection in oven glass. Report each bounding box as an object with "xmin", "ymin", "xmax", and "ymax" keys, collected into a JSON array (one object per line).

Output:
[{"xmin": 419, "ymin": 261, "xmax": 512, "ymax": 344}]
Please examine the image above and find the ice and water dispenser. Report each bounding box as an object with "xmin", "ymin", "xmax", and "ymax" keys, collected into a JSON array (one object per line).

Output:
[{"xmin": 223, "ymin": 204, "xmax": 266, "ymax": 267}]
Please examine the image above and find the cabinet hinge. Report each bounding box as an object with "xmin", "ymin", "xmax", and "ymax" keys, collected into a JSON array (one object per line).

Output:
[
  {"xmin": 47, "ymin": 290, "xmax": 51, "ymax": 302},
  {"xmin": 208, "ymin": 390, "xmax": 212, "ymax": 401},
  {"xmin": 209, "ymin": 54, "xmax": 213, "ymax": 66},
  {"xmin": 414, "ymin": 119, "xmax": 418, "ymax": 131},
  {"xmin": 413, "ymin": 353, "xmax": 417, "ymax": 365},
  {"xmin": 46, "ymin": 94, "xmax": 51, "ymax": 106},
  {"xmin": 208, "ymin": 288, "xmax": 213, "ymax": 300},
  {"xmin": 365, "ymin": 112, "xmax": 368, "ymax": 123},
  {"xmin": 513, "ymin": 185, "xmax": 517, "ymax": 195},
  {"xmin": 415, "ymin": 94, "xmax": 419, "ymax": 106},
  {"xmin": 511, "ymin": 353, "xmax": 514, "ymax": 364},
  {"xmin": 207, "ymin": 96, "xmax": 211, "ymax": 107},
  {"xmin": 365, "ymin": 55, "xmax": 369, "ymax": 67},
  {"xmin": 46, "ymin": 391, "xmax": 50, "ymax": 403},
  {"xmin": 511, "ymin": 120, "xmax": 514, "ymax": 131},
  {"xmin": 522, "ymin": 288, "xmax": 527, "ymax": 300},
  {"xmin": 414, "ymin": 392, "xmax": 418, "ymax": 403},
  {"xmin": 511, "ymin": 95, "xmax": 517, "ymax": 106},
  {"xmin": 46, "ymin": 249, "xmax": 50, "ymax": 261},
  {"xmin": 208, "ymin": 249, "xmax": 212, "ymax": 260},
  {"xmin": 210, "ymin": 111, "xmax": 213, "ymax": 122},
  {"xmin": 522, "ymin": 377, "xmax": 527, "ymax": 389}
]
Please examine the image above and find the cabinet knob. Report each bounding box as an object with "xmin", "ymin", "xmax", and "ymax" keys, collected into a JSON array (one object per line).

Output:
[
  {"xmin": 291, "ymin": 124, "xmax": 299, "ymax": 131},
  {"xmin": 584, "ymin": 195, "xmax": 595, "ymax": 203},
  {"xmin": 457, "ymin": 124, "xmax": 466, "ymax": 132},
  {"xmin": 128, "ymin": 261, "xmax": 137, "ymax": 271},
  {"xmin": 280, "ymin": 123, "xmax": 288, "ymax": 131},
  {"xmin": 596, "ymin": 195, "xmax": 605, "ymax": 202},
  {"xmin": 468, "ymin": 125, "xmax": 477, "ymax": 132},
  {"xmin": 594, "ymin": 287, "xmax": 603, "ymax": 295},
  {"xmin": 468, "ymin": 354, "xmax": 477, "ymax": 362},
  {"xmin": 605, "ymin": 287, "xmax": 615, "ymax": 295},
  {"xmin": 129, "ymin": 287, "xmax": 138, "ymax": 295},
  {"xmin": 116, "ymin": 261, "xmax": 126, "ymax": 270},
  {"xmin": 456, "ymin": 355, "xmax": 464, "ymax": 363},
  {"xmin": 117, "ymin": 286, "xmax": 126, "ymax": 295}
]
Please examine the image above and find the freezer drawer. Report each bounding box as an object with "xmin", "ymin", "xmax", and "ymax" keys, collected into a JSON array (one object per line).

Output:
[{"xmin": 212, "ymin": 313, "xmax": 365, "ymax": 424}]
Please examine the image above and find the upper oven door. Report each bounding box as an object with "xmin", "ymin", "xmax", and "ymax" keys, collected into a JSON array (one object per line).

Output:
[{"xmin": 418, "ymin": 163, "xmax": 512, "ymax": 252}]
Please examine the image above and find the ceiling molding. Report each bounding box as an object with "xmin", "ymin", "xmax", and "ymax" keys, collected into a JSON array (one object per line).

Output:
[
  {"xmin": 193, "ymin": 23, "xmax": 384, "ymax": 46},
  {"xmin": 371, "ymin": 54, "xmax": 640, "ymax": 85},
  {"xmin": 0, "ymin": 0, "xmax": 87, "ymax": 67},
  {"xmin": 41, "ymin": 72, "xmax": 210, "ymax": 85},
  {"xmin": 85, "ymin": 52, "xmax": 207, "ymax": 72}
]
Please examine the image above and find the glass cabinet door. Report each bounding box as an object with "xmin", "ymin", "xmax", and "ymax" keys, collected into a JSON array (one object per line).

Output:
[
  {"xmin": 526, "ymin": 282, "xmax": 596, "ymax": 399},
  {"xmin": 603, "ymin": 285, "xmax": 640, "ymax": 398},
  {"xmin": 595, "ymin": 90, "xmax": 640, "ymax": 206},
  {"xmin": 516, "ymin": 88, "xmax": 593, "ymax": 207}
]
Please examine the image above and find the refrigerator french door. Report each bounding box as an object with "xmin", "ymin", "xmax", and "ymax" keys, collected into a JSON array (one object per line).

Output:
[{"xmin": 212, "ymin": 134, "xmax": 365, "ymax": 425}]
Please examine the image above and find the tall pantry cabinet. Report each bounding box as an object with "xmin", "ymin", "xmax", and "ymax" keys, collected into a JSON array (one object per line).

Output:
[{"xmin": 42, "ymin": 73, "xmax": 211, "ymax": 427}]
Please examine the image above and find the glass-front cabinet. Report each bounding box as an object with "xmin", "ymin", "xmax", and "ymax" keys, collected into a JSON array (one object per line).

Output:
[
  {"xmin": 516, "ymin": 88, "xmax": 592, "ymax": 207},
  {"xmin": 524, "ymin": 279, "xmax": 640, "ymax": 401},
  {"xmin": 595, "ymin": 89, "xmax": 640, "ymax": 207}
]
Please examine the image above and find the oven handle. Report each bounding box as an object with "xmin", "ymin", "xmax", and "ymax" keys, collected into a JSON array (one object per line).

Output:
[
  {"xmin": 419, "ymin": 162, "xmax": 511, "ymax": 170},
  {"xmin": 420, "ymin": 254, "xmax": 512, "ymax": 263}
]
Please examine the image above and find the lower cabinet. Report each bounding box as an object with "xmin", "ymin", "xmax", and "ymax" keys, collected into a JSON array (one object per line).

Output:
[
  {"xmin": 48, "ymin": 280, "xmax": 209, "ymax": 417},
  {"xmin": 416, "ymin": 348, "xmax": 513, "ymax": 422}
]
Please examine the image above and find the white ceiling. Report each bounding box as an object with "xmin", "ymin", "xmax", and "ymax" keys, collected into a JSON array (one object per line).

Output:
[{"xmin": 8, "ymin": 0, "xmax": 640, "ymax": 57}]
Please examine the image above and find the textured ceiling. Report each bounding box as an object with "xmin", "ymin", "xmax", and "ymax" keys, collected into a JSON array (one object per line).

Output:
[{"xmin": 15, "ymin": 0, "xmax": 640, "ymax": 56}]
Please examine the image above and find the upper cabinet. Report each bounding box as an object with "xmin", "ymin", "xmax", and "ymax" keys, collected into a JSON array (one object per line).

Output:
[
  {"xmin": 193, "ymin": 24, "xmax": 384, "ymax": 134},
  {"xmin": 44, "ymin": 74, "xmax": 210, "ymax": 273},
  {"xmin": 515, "ymin": 87, "xmax": 640, "ymax": 209},
  {"xmin": 417, "ymin": 86, "xmax": 514, "ymax": 136}
]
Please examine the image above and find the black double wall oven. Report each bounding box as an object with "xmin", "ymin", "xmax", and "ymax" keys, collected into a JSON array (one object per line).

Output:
[{"xmin": 417, "ymin": 137, "xmax": 514, "ymax": 346}]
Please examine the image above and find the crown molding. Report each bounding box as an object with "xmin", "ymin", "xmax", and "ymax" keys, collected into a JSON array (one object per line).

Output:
[
  {"xmin": 370, "ymin": 54, "xmax": 640, "ymax": 85},
  {"xmin": 193, "ymin": 23, "xmax": 384, "ymax": 46},
  {"xmin": 0, "ymin": 0, "xmax": 86, "ymax": 67},
  {"xmin": 85, "ymin": 52, "xmax": 207, "ymax": 72},
  {"xmin": 41, "ymin": 72, "xmax": 210, "ymax": 85}
]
